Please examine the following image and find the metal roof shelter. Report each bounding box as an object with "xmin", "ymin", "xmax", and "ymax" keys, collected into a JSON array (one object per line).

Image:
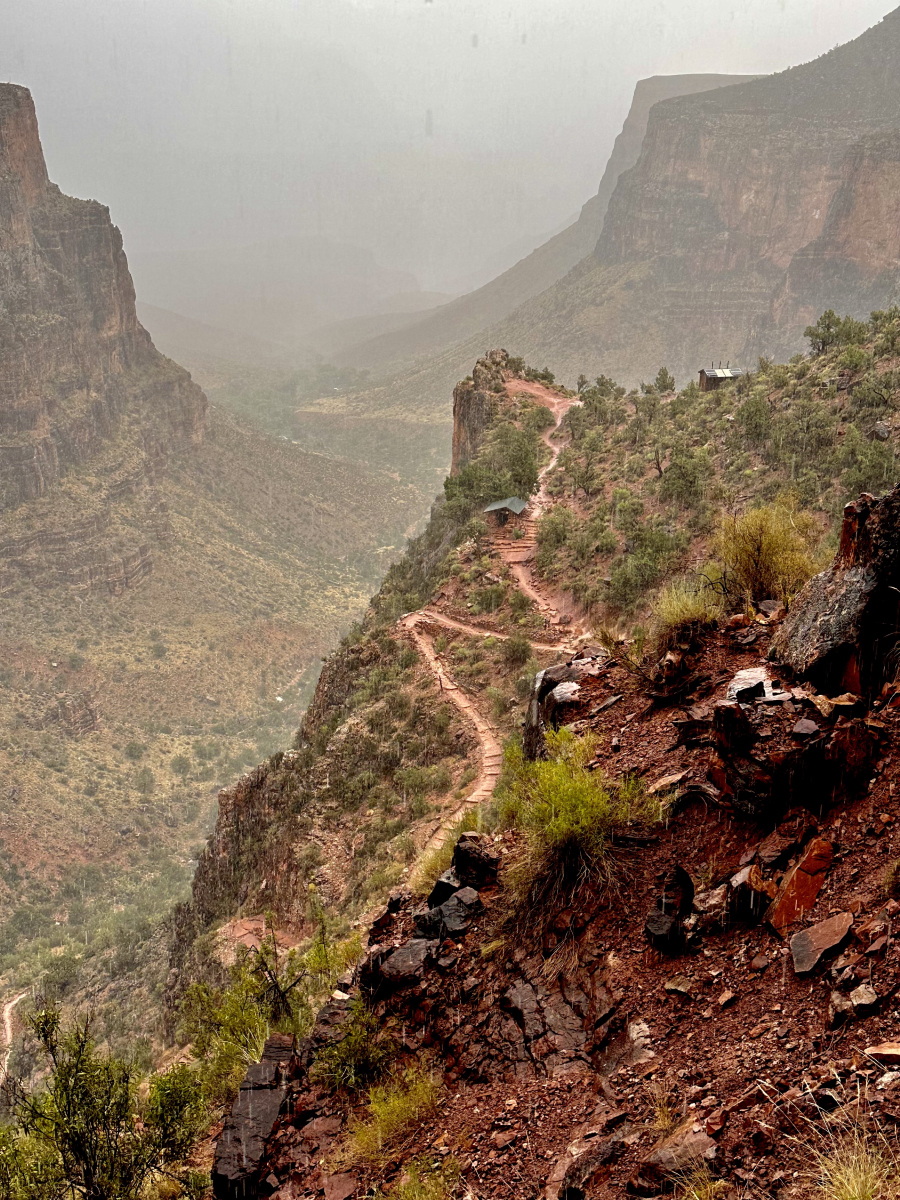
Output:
[
  {"xmin": 699, "ymin": 366, "xmax": 744, "ymax": 392},
  {"xmin": 484, "ymin": 497, "xmax": 528, "ymax": 515}
]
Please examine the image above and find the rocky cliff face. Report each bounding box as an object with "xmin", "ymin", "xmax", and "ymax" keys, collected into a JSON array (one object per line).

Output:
[
  {"xmin": 449, "ymin": 351, "xmax": 507, "ymax": 474},
  {"xmin": 483, "ymin": 8, "xmax": 900, "ymax": 387},
  {"xmin": 335, "ymin": 75, "xmax": 758, "ymax": 377},
  {"xmin": 0, "ymin": 84, "xmax": 207, "ymax": 592}
]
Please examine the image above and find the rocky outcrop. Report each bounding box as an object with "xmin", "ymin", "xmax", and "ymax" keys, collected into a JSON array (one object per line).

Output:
[
  {"xmin": 773, "ymin": 486, "xmax": 900, "ymax": 696},
  {"xmin": 0, "ymin": 84, "xmax": 207, "ymax": 592},
  {"xmin": 449, "ymin": 349, "xmax": 507, "ymax": 474},
  {"xmin": 213, "ymin": 1034, "xmax": 299, "ymax": 1200}
]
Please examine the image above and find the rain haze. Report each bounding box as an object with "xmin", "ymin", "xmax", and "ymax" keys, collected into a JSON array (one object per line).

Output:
[
  {"xmin": 7, "ymin": 0, "xmax": 900, "ymax": 1187},
  {"xmin": 2, "ymin": 0, "xmax": 891, "ymax": 301}
]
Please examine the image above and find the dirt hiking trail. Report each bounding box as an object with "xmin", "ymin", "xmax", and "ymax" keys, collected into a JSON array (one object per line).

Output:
[
  {"xmin": 398, "ymin": 378, "xmax": 591, "ymax": 858},
  {"xmin": 0, "ymin": 991, "xmax": 27, "ymax": 1082},
  {"xmin": 494, "ymin": 380, "xmax": 590, "ymax": 637}
]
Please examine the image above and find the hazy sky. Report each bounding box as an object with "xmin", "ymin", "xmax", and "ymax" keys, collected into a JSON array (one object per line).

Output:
[{"xmin": 2, "ymin": 0, "xmax": 893, "ymax": 293}]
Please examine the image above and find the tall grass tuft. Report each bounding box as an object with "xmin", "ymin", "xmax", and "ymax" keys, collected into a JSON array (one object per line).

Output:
[
  {"xmin": 497, "ymin": 730, "xmax": 663, "ymax": 932},
  {"xmin": 811, "ymin": 1127, "xmax": 899, "ymax": 1200},
  {"xmin": 338, "ymin": 1068, "xmax": 439, "ymax": 1168},
  {"xmin": 651, "ymin": 578, "xmax": 725, "ymax": 653}
]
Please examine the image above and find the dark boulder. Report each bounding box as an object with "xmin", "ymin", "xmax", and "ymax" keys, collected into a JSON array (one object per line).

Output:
[
  {"xmin": 451, "ymin": 833, "xmax": 500, "ymax": 889},
  {"xmin": 427, "ymin": 868, "xmax": 461, "ymax": 909},
  {"xmin": 772, "ymin": 487, "xmax": 900, "ymax": 697},
  {"xmin": 644, "ymin": 866, "xmax": 694, "ymax": 953},
  {"xmin": 212, "ymin": 1034, "xmax": 298, "ymax": 1200},
  {"xmin": 361, "ymin": 939, "xmax": 438, "ymax": 997},
  {"xmin": 414, "ymin": 887, "xmax": 481, "ymax": 939}
]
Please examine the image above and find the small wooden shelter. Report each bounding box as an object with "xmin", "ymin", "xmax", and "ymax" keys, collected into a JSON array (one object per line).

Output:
[
  {"xmin": 483, "ymin": 497, "xmax": 528, "ymax": 526},
  {"xmin": 699, "ymin": 366, "xmax": 744, "ymax": 392}
]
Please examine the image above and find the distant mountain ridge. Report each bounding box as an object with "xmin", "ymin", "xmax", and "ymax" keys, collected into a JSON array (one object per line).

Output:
[{"xmin": 335, "ymin": 74, "xmax": 760, "ymax": 372}]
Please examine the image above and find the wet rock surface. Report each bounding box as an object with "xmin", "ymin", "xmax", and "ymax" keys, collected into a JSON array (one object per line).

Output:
[
  {"xmin": 212, "ymin": 1035, "xmax": 298, "ymax": 1199},
  {"xmin": 774, "ymin": 485, "xmax": 900, "ymax": 696}
]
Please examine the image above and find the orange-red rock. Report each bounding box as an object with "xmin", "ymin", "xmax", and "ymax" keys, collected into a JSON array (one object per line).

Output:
[{"xmin": 766, "ymin": 837, "xmax": 834, "ymax": 936}]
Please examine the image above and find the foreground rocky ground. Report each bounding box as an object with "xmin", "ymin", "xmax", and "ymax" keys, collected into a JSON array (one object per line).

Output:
[{"xmin": 211, "ymin": 526, "xmax": 900, "ymax": 1197}]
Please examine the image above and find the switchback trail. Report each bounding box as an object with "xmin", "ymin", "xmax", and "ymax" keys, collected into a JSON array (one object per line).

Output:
[
  {"xmin": 414, "ymin": 607, "xmax": 568, "ymax": 655},
  {"xmin": 400, "ymin": 611, "xmax": 505, "ymax": 852},
  {"xmin": 399, "ymin": 380, "xmax": 588, "ymax": 858},
  {"xmin": 494, "ymin": 379, "xmax": 590, "ymax": 637}
]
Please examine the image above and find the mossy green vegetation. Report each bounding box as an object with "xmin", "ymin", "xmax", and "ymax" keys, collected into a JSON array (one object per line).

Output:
[
  {"xmin": 496, "ymin": 730, "xmax": 664, "ymax": 930},
  {"xmin": 337, "ymin": 1067, "xmax": 440, "ymax": 1169},
  {"xmin": 538, "ymin": 308, "xmax": 900, "ymax": 617}
]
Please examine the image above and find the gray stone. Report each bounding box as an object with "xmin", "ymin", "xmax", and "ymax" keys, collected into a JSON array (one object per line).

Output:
[
  {"xmin": 212, "ymin": 1034, "xmax": 296, "ymax": 1199},
  {"xmin": 851, "ymin": 983, "xmax": 879, "ymax": 1014},
  {"xmin": 790, "ymin": 912, "xmax": 853, "ymax": 975}
]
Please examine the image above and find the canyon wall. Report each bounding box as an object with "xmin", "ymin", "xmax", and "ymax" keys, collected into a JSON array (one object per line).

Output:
[
  {"xmin": 481, "ymin": 8, "xmax": 900, "ymax": 387},
  {"xmin": 0, "ymin": 84, "xmax": 208, "ymax": 592},
  {"xmin": 336, "ymin": 74, "xmax": 758, "ymax": 374}
]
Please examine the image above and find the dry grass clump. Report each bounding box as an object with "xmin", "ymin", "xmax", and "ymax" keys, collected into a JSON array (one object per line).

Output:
[
  {"xmin": 883, "ymin": 860, "xmax": 900, "ymax": 899},
  {"xmin": 649, "ymin": 1079, "xmax": 680, "ymax": 1135},
  {"xmin": 674, "ymin": 1162, "xmax": 729, "ymax": 1200},
  {"xmin": 338, "ymin": 1067, "xmax": 439, "ymax": 1168},
  {"xmin": 711, "ymin": 499, "xmax": 821, "ymax": 604},
  {"xmin": 651, "ymin": 578, "xmax": 725, "ymax": 653},
  {"xmin": 810, "ymin": 1126, "xmax": 900, "ymax": 1200}
]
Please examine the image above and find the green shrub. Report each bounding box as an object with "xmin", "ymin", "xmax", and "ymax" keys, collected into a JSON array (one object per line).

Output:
[
  {"xmin": 134, "ymin": 766, "xmax": 156, "ymax": 796},
  {"xmin": 471, "ymin": 584, "xmax": 506, "ymax": 614},
  {"xmin": 497, "ymin": 731, "xmax": 662, "ymax": 930},
  {"xmin": 805, "ymin": 309, "xmax": 869, "ymax": 355},
  {"xmin": 312, "ymin": 999, "xmax": 396, "ymax": 1091},
  {"xmin": 0, "ymin": 1009, "xmax": 206, "ymax": 1199},
  {"xmin": 171, "ymin": 754, "xmax": 191, "ymax": 779},
  {"xmin": 654, "ymin": 366, "xmax": 676, "ymax": 394},
  {"xmin": 180, "ymin": 920, "xmax": 361, "ymax": 1107},
  {"xmin": 658, "ymin": 446, "xmax": 714, "ymax": 506},
  {"xmin": 499, "ymin": 633, "xmax": 532, "ymax": 668},
  {"xmin": 712, "ymin": 500, "xmax": 820, "ymax": 603},
  {"xmin": 123, "ymin": 741, "xmax": 145, "ymax": 761}
]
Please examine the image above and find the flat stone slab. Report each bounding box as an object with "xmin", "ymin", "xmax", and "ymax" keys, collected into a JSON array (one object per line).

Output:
[
  {"xmin": 866, "ymin": 1042, "xmax": 900, "ymax": 1064},
  {"xmin": 790, "ymin": 911, "xmax": 853, "ymax": 975}
]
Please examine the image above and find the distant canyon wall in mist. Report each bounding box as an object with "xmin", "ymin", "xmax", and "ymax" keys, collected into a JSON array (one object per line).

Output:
[
  {"xmin": 485, "ymin": 7, "xmax": 900, "ymax": 388},
  {"xmin": 0, "ymin": 83, "xmax": 208, "ymax": 592},
  {"xmin": 336, "ymin": 72, "xmax": 760, "ymax": 374}
]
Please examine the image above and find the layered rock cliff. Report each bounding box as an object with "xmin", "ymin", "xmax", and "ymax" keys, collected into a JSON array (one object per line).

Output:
[
  {"xmin": 0, "ymin": 84, "xmax": 208, "ymax": 592},
  {"xmin": 477, "ymin": 7, "xmax": 900, "ymax": 386},
  {"xmin": 335, "ymin": 74, "xmax": 758, "ymax": 375}
]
